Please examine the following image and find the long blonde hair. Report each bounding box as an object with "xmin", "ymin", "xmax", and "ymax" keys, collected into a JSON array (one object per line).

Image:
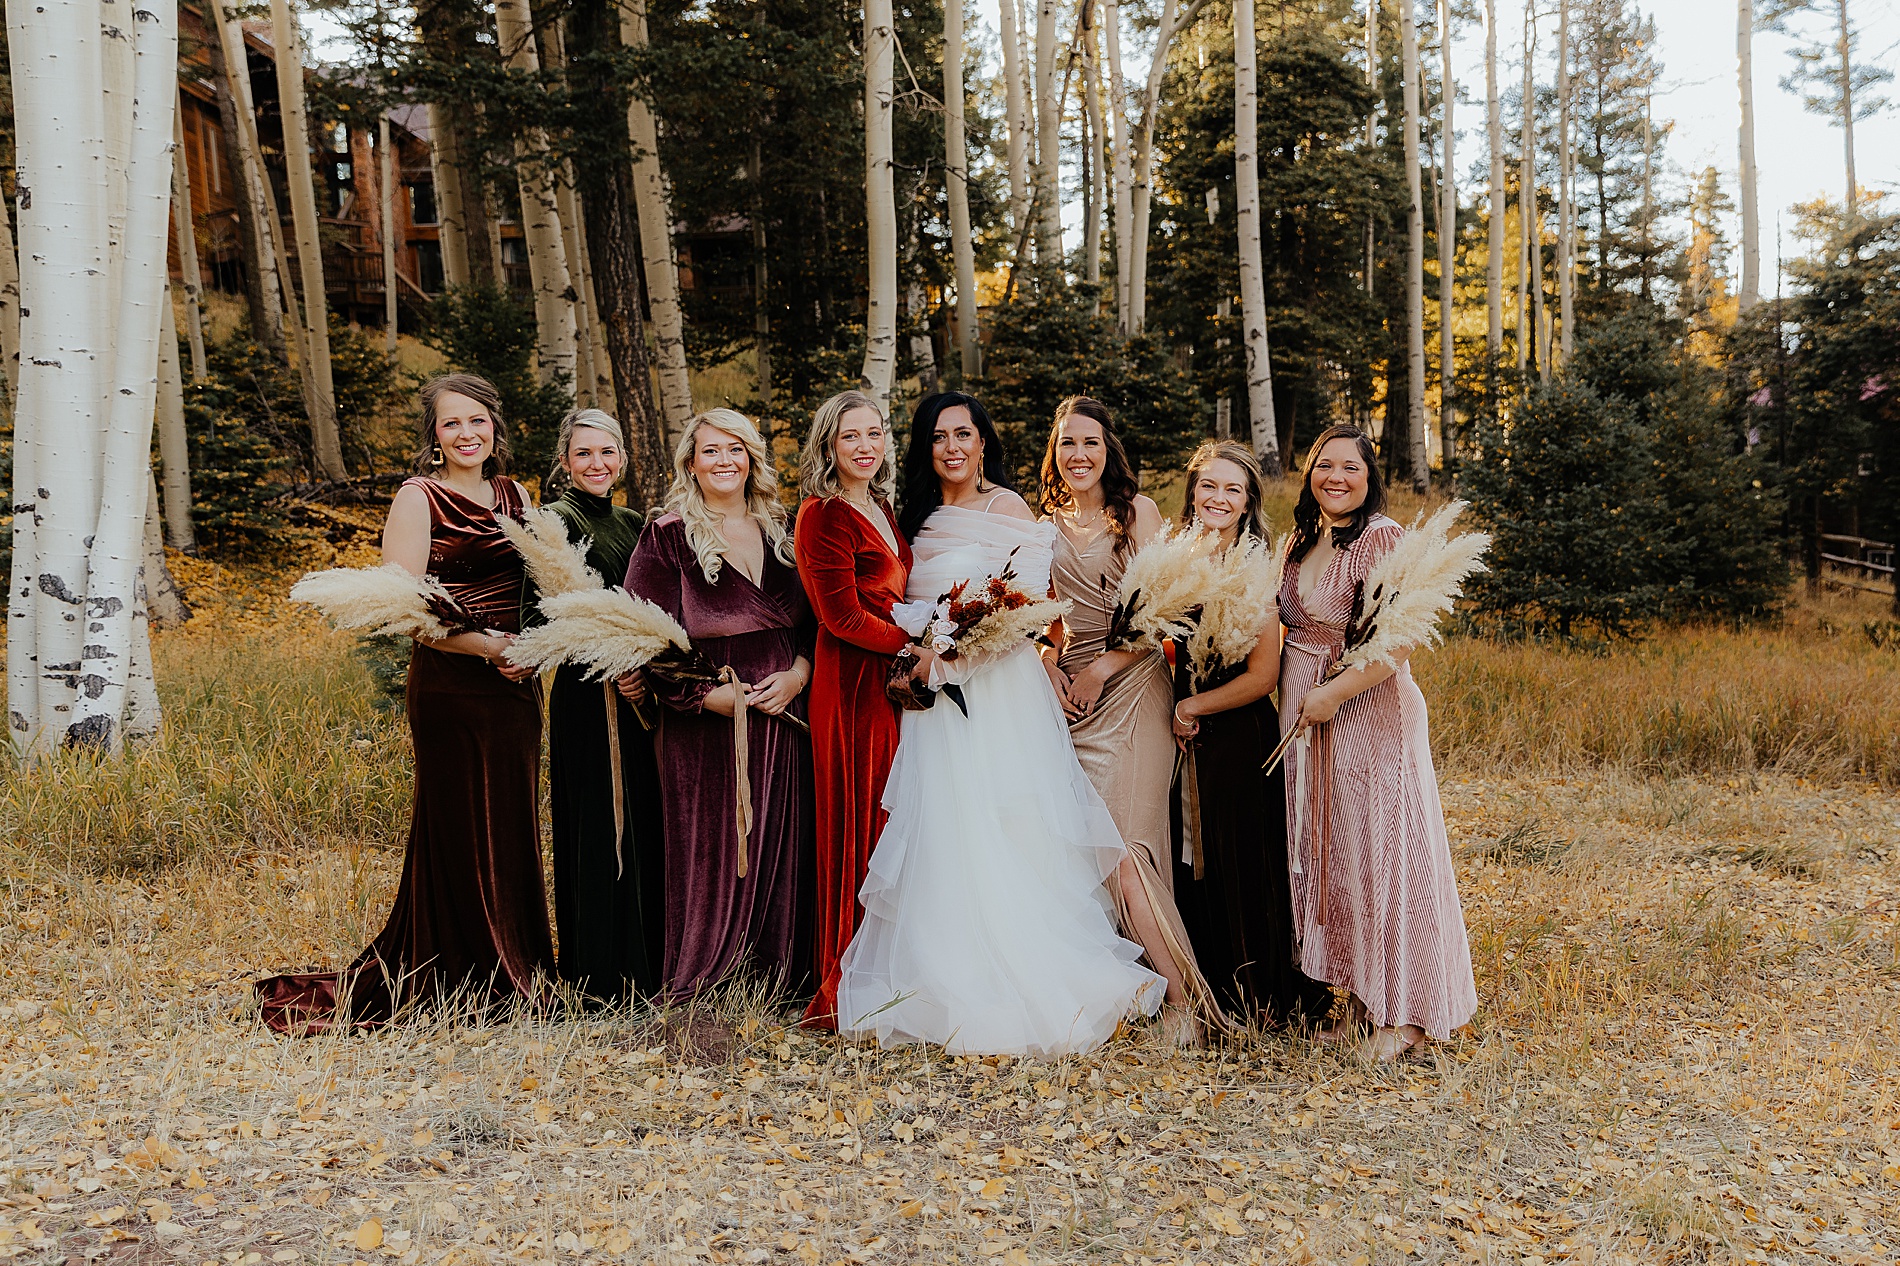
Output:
[
  {"xmin": 667, "ymin": 409, "xmax": 794, "ymax": 583},
  {"xmin": 545, "ymin": 408, "xmax": 626, "ymax": 496},
  {"xmin": 798, "ymin": 389, "xmax": 897, "ymax": 502}
]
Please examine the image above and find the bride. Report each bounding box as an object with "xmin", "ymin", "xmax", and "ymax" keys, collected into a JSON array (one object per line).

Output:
[{"xmin": 835, "ymin": 392, "xmax": 1163, "ymax": 1056}]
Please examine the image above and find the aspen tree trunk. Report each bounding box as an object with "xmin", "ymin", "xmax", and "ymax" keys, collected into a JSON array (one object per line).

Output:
[
  {"xmin": 170, "ymin": 101, "xmax": 208, "ymax": 379},
  {"xmin": 1737, "ymin": 0, "xmax": 1760, "ymax": 309},
  {"xmin": 943, "ymin": 0, "xmax": 982, "ymax": 379},
  {"xmin": 1835, "ymin": 0, "xmax": 1856, "ymax": 217},
  {"xmin": 1233, "ymin": 0, "xmax": 1279, "ymax": 471},
  {"xmin": 0, "ymin": 188, "xmax": 17, "ymax": 411},
  {"xmin": 156, "ymin": 296, "xmax": 196, "ymax": 551},
  {"xmin": 1034, "ymin": 0, "xmax": 1062, "ymax": 266},
  {"xmin": 426, "ymin": 103, "xmax": 472, "ymax": 286},
  {"xmin": 907, "ymin": 279, "xmax": 939, "ymax": 393},
  {"xmin": 269, "ymin": 0, "xmax": 344, "ymax": 482},
  {"xmin": 1556, "ymin": 0, "xmax": 1573, "ymax": 364},
  {"xmin": 620, "ymin": 0, "xmax": 695, "ymax": 443},
  {"xmin": 142, "ymin": 468, "xmax": 190, "ymax": 627},
  {"xmin": 1080, "ymin": 2, "xmax": 1103, "ymax": 286},
  {"xmin": 1365, "ymin": 0, "xmax": 1378, "ymax": 291},
  {"xmin": 1400, "ymin": 0, "xmax": 1429, "ymax": 490},
  {"xmin": 495, "ymin": 0, "xmax": 580, "ymax": 389},
  {"xmin": 1438, "ymin": 0, "xmax": 1455, "ymax": 464},
  {"xmin": 205, "ymin": 3, "xmax": 286, "ymax": 356},
  {"xmin": 1104, "ymin": 0, "xmax": 1134, "ymax": 330},
  {"xmin": 861, "ymin": 0, "xmax": 899, "ymax": 410},
  {"xmin": 1129, "ymin": 0, "xmax": 1186, "ymax": 332},
  {"xmin": 1640, "ymin": 90, "xmax": 1653, "ymax": 300},
  {"xmin": 1485, "ymin": 0, "xmax": 1503, "ymax": 360},
  {"xmin": 1523, "ymin": 7, "xmax": 1543, "ymax": 378},
  {"xmin": 381, "ymin": 114, "xmax": 400, "ymax": 352},
  {"xmin": 750, "ymin": 141, "xmax": 773, "ymax": 411},
  {"xmin": 540, "ymin": 21, "xmax": 600, "ymax": 409},
  {"xmin": 999, "ymin": 0, "xmax": 1032, "ymax": 241}
]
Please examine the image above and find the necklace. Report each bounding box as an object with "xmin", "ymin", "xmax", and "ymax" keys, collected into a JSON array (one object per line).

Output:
[{"xmin": 1065, "ymin": 503, "xmax": 1105, "ymax": 530}]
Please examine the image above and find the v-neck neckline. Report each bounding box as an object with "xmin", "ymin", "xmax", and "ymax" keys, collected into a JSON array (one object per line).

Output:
[{"xmin": 843, "ymin": 497, "xmax": 902, "ymax": 562}]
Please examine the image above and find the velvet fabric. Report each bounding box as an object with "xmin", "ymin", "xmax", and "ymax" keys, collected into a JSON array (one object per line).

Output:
[
  {"xmin": 624, "ymin": 514, "xmax": 815, "ymax": 999},
  {"xmin": 1171, "ymin": 653, "xmax": 1329, "ymax": 1026},
  {"xmin": 540, "ymin": 489, "xmax": 665, "ymax": 1000},
  {"xmin": 257, "ymin": 478, "xmax": 554, "ymax": 1034},
  {"xmin": 792, "ymin": 495, "xmax": 913, "ymax": 1028}
]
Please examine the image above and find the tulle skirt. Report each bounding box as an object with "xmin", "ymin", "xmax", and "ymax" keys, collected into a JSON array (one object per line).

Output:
[{"xmin": 837, "ymin": 645, "xmax": 1163, "ymax": 1056}]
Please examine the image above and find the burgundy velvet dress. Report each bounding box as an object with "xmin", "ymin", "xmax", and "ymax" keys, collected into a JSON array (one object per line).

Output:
[
  {"xmin": 624, "ymin": 513, "xmax": 815, "ymax": 999},
  {"xmin": 792, "ymin": 495, "xmax": 913, "ymax": 1029},
  {"xmin": 257, "ymin": 477, "xmax": 554, "ymax": 1034}
]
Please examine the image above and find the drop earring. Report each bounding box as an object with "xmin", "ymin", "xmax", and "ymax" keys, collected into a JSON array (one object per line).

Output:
[{"xmin": 430, "ymin": 444, "xmax": 445, "ymax": 468}]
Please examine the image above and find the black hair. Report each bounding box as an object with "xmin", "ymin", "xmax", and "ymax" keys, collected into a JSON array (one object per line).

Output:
[
  {"xmin": 1286, "ymin": 424, "xmax": 1387, "ymax": 566},
  {"xmin": 897, "ymin": 391, "xmax": 1012, "ymax": 540}
]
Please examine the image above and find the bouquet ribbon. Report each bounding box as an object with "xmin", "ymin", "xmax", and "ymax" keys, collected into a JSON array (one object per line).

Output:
[
  {"xmin": 603, "ymin": 682, "xmax": 627, "ymax": 879},
  {"xmin": 722, "ymin": 666, "xmax": 753, "ymax": 879}
]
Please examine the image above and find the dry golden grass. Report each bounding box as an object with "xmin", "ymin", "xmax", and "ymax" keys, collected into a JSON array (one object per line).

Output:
[{"xmin": 0, "ymin": 552, "xmax": 1895, "ymax": 1266}]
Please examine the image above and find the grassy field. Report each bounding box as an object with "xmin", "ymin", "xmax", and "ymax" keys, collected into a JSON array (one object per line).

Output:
[{"xmin": 0, "ymin": 549, "xmax": 1895, "ymax": 1266}]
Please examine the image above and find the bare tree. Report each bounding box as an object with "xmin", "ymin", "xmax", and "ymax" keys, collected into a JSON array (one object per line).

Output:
[
  {"xmin": 1401, "ymin": 0, "xmax": 1429, "ymax": 489},
  {"xmin": 496, "ymin": 0, "xmax": 580, "ymax": 388},
  {"xmin": 1233, "ymin": 0, "xmax": 1279, "ymax": 470},
  {"xmin": 1080, "ymin": 0, "xmax": 1104, "ymax": 286},
  {"xmin": 1522, "ymin": 5, "xmax": 1544, "ymax": 378},
  {"xmin": 1437, "ymin": 0, "xmax": 1455, "ymax": 465},
  {"xmin": 619, "ymin": 0, "xmax": 694, "ymax": 441},
  {"xmin": 1366, "ymin": 0, "xmax": 1379, "ymax": 291},
  {"xmin": 1104, "ymin": 0, "xmax": 1134, "ymax": 328},
  {"xmin": 170, "ymin": 98, "xmax": 208, "ymax": 379},
  {"xmin": 1035, "ymin": 0, "xmax": 1062, "ymax": 265},
  {"xmin": 1129, "ymin": 0, "xmax": 1212, "ymax": 331},
  {"xmin": 1485, "ymin": 0, "xmax": 1504, "ymax": 361},
  {"xmin": 1737, "ymin": 0, "xmax": 1760, "ymax": 308},
  {"xmin": 204, "ymin": 2, "xmax": 285, "ymax": 356},
  {"xmin": 861, "ymin": 0, "xmax": 898, "ymax": 409},
  {"xmin": 1773, "ymin": 0, "xmax": 1892, "ymax": 223},
  {"xmin": 999, "ymin": 0, "xmax": 1032, "ymax": 240},
  {"xmin": 156, "ymin": 297, "xmax": 195, "ymax": 552},
  {"xmin": 1556, "ymin": 0, "xmax": 1574, "ymax": 364},
  {"xmin": 944, "ymin": 0, "xmax": 982, "ymax": 378}
]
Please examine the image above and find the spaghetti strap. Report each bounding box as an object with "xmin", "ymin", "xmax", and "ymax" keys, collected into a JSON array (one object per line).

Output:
[{"xmin": 978, "ymin": 488, "xmax": 1006, "ymax": 513}]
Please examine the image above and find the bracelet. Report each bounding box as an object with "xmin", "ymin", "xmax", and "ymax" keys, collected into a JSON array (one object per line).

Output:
[{"xmin": 1174, "ymin": 704, "xmax": 1194, "ymax": 727}]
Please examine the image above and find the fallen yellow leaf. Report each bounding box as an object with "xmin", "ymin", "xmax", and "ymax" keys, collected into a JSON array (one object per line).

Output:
[
  {"xmin": 979, "ymin": 1178, "xmax": 1007, "ymax": 1199},
  {"xmin": 354, "ymin": 1219, "xmax": 384, "ymax": 1251}
]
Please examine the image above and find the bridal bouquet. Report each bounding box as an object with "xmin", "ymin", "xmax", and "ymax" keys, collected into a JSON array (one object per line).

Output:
[
  {"xmin": 1262, "ymin": 500, "xmax": 1490, "ymax": 773},
  {"xmin": 886, "ymin": 546, "xmax": 1069, "ymax": 715},
  {"xmin": 290, "ymin": 565, "xmax": 488, "ymax": 640}
]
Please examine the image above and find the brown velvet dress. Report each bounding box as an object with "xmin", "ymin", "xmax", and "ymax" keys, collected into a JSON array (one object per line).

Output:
[
  {"xmin": 624, "ymin": 514, "xmax": 815, "ymax": 999},
  {"xmin": 256, "ymin": 477, "xmax": 554, "ymax": 1034}
]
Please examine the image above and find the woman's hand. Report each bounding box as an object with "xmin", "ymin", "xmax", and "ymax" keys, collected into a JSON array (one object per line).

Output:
[
  {"xmin": 701, "ymin": 682, "xmax": 742, "ymax": 717},
  {"xmin": 1041, "ymin": 655, "xmax": 1074, "ymax": 711},
  {"xmin": 1066, "ymin": 661, "xmax": 1110, "ymax": 716},
  {"xmin": 614, "ymin": 670, "xmax": 648, "ymax": 705},
  {"xmin": 485, "ymin": 633, "xmax": 537, "ymax": 683},
  {"xmin": 746, "ymin": 666, "xmax": 807, "ymax": 715},
  {"xmin": 906, "ymin": 644, "xmax": 943, "ymax": 683},
  {"xmin": 1297, "ymin": 682, "xmax": 1343, "ymax": 729},
  {"xmin": 1171, "ymin": 697, "xmax": 1201, "ymax": 748}
]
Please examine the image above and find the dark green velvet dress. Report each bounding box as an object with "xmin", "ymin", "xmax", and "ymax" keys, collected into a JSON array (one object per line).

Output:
[{"xmin": 538, "ymin": 488, "xmax": 666, "ymax": 999}]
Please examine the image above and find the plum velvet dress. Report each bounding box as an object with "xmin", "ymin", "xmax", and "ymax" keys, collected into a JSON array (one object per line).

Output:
[
  {"xmin": 793, "ymin": 495, "xmax": 913, "ymax": 1029},
  {"xmin": 256, "ymin": 477, "xmax": 554, "ymax": 1034},
  {"xmin": 624, "ymin": 513, "xmax": 815, "ymax": 999},
  {"xmin": 1279, "ymin": 515, "xmax": 1478, "ymax": 1040},
  {"xmin": 539, "ymin": 488, "xmax": 665, "ymax": 1000}
]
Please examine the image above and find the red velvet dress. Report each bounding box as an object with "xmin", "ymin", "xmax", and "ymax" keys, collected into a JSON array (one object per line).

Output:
[
  {"xmin": 794, "ymin": 495, "xmax": 913, "ymax": 1028},
  {"xmin": 257, "ymin": 477, "xmax": 554, "ymax": 1034}
]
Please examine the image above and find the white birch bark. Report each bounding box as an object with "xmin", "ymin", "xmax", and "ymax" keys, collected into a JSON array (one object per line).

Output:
[
  {"xmin": 1104, "ymin": 0, "xmax": 1133, "ymax": 330},
  {"xmin": 7, "ymin": 0, "xmax": 111, "ymax": 750},
  {"xmin": 1033, "ymin": 0, "xmax": 1062, "ymax": 267},
  {"xmin": 1233, "ymin": 0, "xmax": 1278, "ymax": 471},
  {"xmin": 1523, "ymin": 7, "xmax": 1544, "ymax": 378},
  {"xmin": 1365, "ymin": 0, "xmax": 1378, "ymax": 291},
  {"xmin": 1556, "ymin": 0, "xmax": 1573, "ymax": 363},
  {"xmin": 170, "ymin": 99, "xmax": 208, "ymax": 379},
  {"xmin": 1080, "ymin": 3, "xmax": 1103, "ymax": 286},
  {"xmin": 156, "ymin": 295, "xmax": 195, "ymax": 551},
  {"xmin": 269, "ymin": 0, "xmax": 343, "ymax": 481},
  {"xmin": 142, "ymin": 467, "xmax": 189, "ymax": 628},
  {"xmin": 495, "ymin": 0, "xmax": 579, "ymax": 388},
  {"xmin": 1737, "ymin": 0, "xmax": 1760, "ymax": 309},
  {"xmin": 1438, "ymin": 0, "xmax": 1455, "ymax": 464},
  {"xmin": 540, "ymin": 20, "xmax": 600, "ymax": 409},
  {"xmin": 0, "ymin": 184, "xmax": 17, "ymax": 410},
  {"xmin": 1401, "ymin": 0, "xmax": 1429, "ymax": 489},
  {"xmin": 1485, "ymin": 0, "xmax": 1503, "ymax": 357},
  {"xmin": 1129, "ymin": 0, "xmax": 1181, "ymax": 332},
  {"xmin": 72, "ymin": 0, "xmax": 177, "ymax": 748},
  {"xmin": 1835, "ymin": 0, "xmax": 1856, "ymax": 216},
  {"xmin": 943, "ymin": 0, "xmax": 981, "ymax": 379},
  {"xmin": 209, "ymin": 1, "xmax": 288, "ymax": 356},
  {"xmin": 860, "ymin": 0, "xmax": 898, "ymax": 410},
  {"xmin": 426, "ymin": 102, "xmax": 472, "ymax": 287},
  {"xmin": 381, "ymin": 113, "xmax": 400, "ymax": 352},
  {"xmin": 998, "ymin": 0, "xmax": 1032, "ymax": 242},
  {"xmin": 620, "ymin": 0, "xmax": 695, "ymax": 442}
]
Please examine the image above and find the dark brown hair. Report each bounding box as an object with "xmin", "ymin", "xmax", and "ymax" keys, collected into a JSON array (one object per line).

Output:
[
  {"xmin": 1038, "ymin": 396, "xmax": 1141, "ymax": 556},
  {"xmin": 1179, "ymin": 440, "xmax": 1273, "ymax": 542},
  {"xmin": 1286, "ymin": 424, "xmax": 1386, "ymax": 566},
  {"xmin": 412, "ymin": 372, "xmax": 511, "ymax": 481}
]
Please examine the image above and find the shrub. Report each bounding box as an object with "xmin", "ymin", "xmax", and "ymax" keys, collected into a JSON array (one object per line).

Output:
[
  {"xmin": 422, "ymin": 283, "xmax": 573, "ymax": 479},
  {"xmin": 184, "ymin": 335, "xmax": 295, "ymax": 556}
]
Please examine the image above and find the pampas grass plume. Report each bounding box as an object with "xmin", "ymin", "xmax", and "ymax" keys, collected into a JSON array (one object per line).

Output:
[
  {"xmin": 505, "ymin": 587, "xmax": 692, "ymax": 680},
  {"xmin": 958, "ymin": 599, "xmax": 1072, "ymax": 659},
  {"xmin": 1186, "ymin": 533, "xmax": 1280, "ymax": 680},
  {"xmin": 501, "ymin": 506, "xmax": 601, "ymax": 598},
  {"xmin": 1116, "ymin": 524, "xmax": 1221, "ymax": 648},
  {"xmin": 289, "ymin": 566, "xmax": 455, "ymax": 641},
  {"xmin": 1340, "ymin": 500, "xmax": 1492, "ymax": 674}
]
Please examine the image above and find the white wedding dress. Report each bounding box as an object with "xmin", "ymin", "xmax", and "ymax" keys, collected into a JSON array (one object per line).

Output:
[{"xmin": 836, "ymin": 503, "xmax": 1164, "ymax": 1056}]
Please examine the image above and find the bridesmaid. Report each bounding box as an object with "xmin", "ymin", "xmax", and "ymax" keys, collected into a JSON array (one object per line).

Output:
[
  {"xmin": 537, "ymin": 408, "xmax": 664, "ymax": 1001},
  {"xmin": 1169, "ymin": 441, "xmax": 1328, "ymax": 1028},
  {"xmin": 257, "ymin": 372, "xmax": 553, "ymax": 1032},
  {"xmin": 1037, "ymin": 397, "xmax": 1224, "ymax": 1047},
  {"xmin": 792, "ymin": 390, "xmax": 913, "ymax": 1029},
  {"xmin": 1278, "ymin": 425, "xmax": 1477, "ymax": 1060},
  {"xmin": 623, "ymin": 408, "xmax": 815, "ymax": 998}
]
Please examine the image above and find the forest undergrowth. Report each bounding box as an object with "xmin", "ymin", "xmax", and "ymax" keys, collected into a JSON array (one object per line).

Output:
[{"xmin": 0, "ymin": 540, "xmax": 1895, "ymax": 1266}]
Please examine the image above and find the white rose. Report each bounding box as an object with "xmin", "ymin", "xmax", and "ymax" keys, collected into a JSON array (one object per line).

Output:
[
  {"xmin": 930, "ymin": 634, "xmax": 957, "ymax": 655},
  {"xmin": 929, "ymin": 618, "xmax": 958, "ymax": 638},
  {"xmin": 890, "ymin": 599, "xmax": 937, "ymax": 639}
]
